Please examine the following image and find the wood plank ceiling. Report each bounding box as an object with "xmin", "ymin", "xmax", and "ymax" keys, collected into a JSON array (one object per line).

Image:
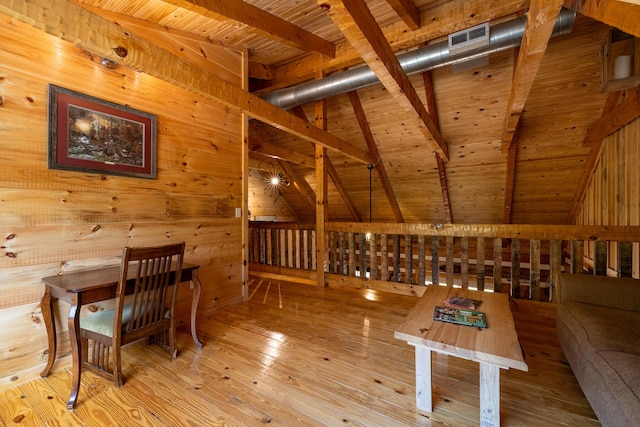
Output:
[{"xmin": 19, "ymin": 0, "xmax": 640, "ymax": 225}]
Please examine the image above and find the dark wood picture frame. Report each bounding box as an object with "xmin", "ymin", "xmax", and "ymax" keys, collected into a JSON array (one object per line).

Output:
[{"xmin": 48, "ymin": 84, "xmax": 157, "ymax": 179}]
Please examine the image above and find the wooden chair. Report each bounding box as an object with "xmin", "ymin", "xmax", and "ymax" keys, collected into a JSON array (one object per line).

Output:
[{"xmin": 80, "ymin": 241, "xmax": 185, "ymax": 386}]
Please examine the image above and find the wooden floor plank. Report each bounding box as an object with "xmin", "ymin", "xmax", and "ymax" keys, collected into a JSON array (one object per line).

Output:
[{"xmin": 0, "ymin": 276, "xmax": 599, "ymax": 426}]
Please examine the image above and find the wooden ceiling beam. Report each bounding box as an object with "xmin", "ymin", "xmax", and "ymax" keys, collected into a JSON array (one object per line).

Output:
[
  {"xmin": 502, "ymin": 0, "xmax": 564, "ymax": 153},
  {"xmin": 320, "ymin": 0, "xmax": 449, "ymax": 162},
  {"xmin": 384, "ymin": 0, "xmax": 420, "ymax": 31},
  {"xmin": 347, "ymin": 91, "xmax": 404, "ymax": 223},
  {"xmin": 248, "ymin": 156, "xmax": 282, "ymax": 173},
  {"xmin": 79, "ymin": 4, "xmax": 275, "ymax": 81},
  {"xmin": 579, "ymin": 0, "xmax": 640, "ymax": 37},
  {"xmin": 0, "ymin": 0, "xmax": 372, "ymax": 165},
  {"xmin": 422, "ymin": 70, "xmax": 452, "ymax": 224},
  {"xmin": 256, "ymin": 0, "xmax": 529, "ymax": 96},
  {"xmin": 74, "ymin": 3, "xmax": 275, "ymax": 80},
  {"xmin": 249, "ymin": 121, "xmax": 316, "ymax": 167},
  {"xmin": 161, "ymin": 0, "xmax": 336, "ymax": 58},
  {"xmin": 249, "ymin": 138, "xmax": 316, "ymax": 168},
  {"xmin": 584, "ymin": 85, "xmax": 640, "ymax": 145},
  {"xmin": 291, "ymin": 106, "xmax": 363, "ymax": 222}
]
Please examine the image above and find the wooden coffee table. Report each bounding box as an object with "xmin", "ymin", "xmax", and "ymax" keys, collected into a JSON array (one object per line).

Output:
[{"xmin": 394, "ymin": 285, "xmax": 528, "ymax": 427}]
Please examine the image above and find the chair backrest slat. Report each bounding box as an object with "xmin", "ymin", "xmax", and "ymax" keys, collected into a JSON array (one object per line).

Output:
[{"xmin": 115, "ymin": 242, "xmax": 185, "ymax": 337}]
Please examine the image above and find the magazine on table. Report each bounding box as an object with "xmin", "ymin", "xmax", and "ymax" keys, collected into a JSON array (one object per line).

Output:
[
  {"xmin": 433, "ymin": 305, "xmax": 487, "ymax": 328},
  {"xmin": 443, "ymin": 295, "xmax": 482, "ymax": 310}
]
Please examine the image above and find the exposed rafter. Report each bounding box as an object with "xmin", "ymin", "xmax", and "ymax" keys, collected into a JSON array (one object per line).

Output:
[
  {"xmin": 277, "ymin": 159, "xmax": 316, "ymax": 209},
  {"xmin": 75, "ymin": 3, "xmax": 273, "ymax": 80},
  {"xmin": 319, "ymin": 0, "xmax": 448, "ymax": 161},
  {"xmin": 257, "ymin": 0, "xmax": 530, "ymax": 96},
  {"xmin": 584, "ymin": 85, "xmax": 640, "ymax": 145},
  {"xmin": 249, "ymin": 122, "xmax": 316, "ymax": 167},
  {"xmin": 161, "ymin": 0, "xmax": 336, "ymax": 58},
  {"xmin": 248, "ymin": 155, "xmax": 284, "ymax": 173},
  {"xmin": 422, "ymin": 70, "xmax": 452, "ymax": 224},
  {"xmin": 384, "ymin": 0, "xmax": 420, "ymax": 31},
  {"xmin": 347, "ymin": 91, "xmax": 404, "ymax": 223},
  {"xmin": 579, "ymin": 0, "xmax": 640, "ymax": 37},
  {"xmin": 502, "ymin": 0, "xmax": 564, "ymax": 152}
]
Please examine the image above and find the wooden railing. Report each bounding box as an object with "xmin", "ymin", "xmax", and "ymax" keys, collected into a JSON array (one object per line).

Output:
[{"xmin": 249, "ymin": 222, "xmax": 640, "ymax": 301}]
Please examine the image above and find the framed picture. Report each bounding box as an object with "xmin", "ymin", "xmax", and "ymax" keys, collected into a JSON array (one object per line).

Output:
[{"xmin": 48, "ymin": 84, "xmax": 157, "ymax": 179}]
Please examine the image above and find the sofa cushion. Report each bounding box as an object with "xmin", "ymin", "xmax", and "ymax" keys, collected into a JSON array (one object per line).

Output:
[
  {"xmin": 597, "ymin": 351, "xmax": 640, "ymax": 423},
  {"xmin": 563, "ymin": 301, "xmax": 640, "ymax": 355},
  {"xmin": 559, "ymin": 274, "xmax": 640, "ymax": 312},
  {"xmin": 559, "ymin": 301, "xmax": 640, "ymax": 426}
]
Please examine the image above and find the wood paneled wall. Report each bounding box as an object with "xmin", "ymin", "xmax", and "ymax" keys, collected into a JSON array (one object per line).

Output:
[
  {"xmin": 0, "ymin": 17, "xmax": 244, "ymax": 387},
  {"xmin": 575, "ymin": 117, "xmax": 640, "ymax": 277},
  {"xmin": 248, "ymin": 169, "xmax": 298, "ymax": 221}
]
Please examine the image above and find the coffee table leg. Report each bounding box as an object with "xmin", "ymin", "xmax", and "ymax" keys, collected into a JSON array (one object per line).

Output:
[
  {"xmin": 414, "ymin": 346, "xmax": 433, "ymax": 412},
  {"xmin": 479, "ymin": 362, "xmax": 500, "ymax": 427}
]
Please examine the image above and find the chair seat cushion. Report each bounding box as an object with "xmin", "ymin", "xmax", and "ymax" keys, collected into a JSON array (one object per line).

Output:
[{"xmin": 81, "ymin": 304, "xmax": 169, "ymax": 337}]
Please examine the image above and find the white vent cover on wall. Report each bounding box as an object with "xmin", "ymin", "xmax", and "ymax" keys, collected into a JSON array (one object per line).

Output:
[{"xmin": 448, "ymin": 22, "xmax": 490, "ymax": 55}]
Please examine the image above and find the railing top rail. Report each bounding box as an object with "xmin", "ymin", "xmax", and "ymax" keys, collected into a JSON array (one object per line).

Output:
[
  {"xmin": 323, "ymin": 222, "xmax": 640, "ymax": 241},
  {"xmin": 249, "ymin": 221, "xmax": 640, "ymax": 241},
  {"xmin": 249, "ymin": 221, "xmax": 316, "ymax": 230}
]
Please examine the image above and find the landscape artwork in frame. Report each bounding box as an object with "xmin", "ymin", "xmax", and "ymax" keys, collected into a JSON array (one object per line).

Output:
[{"xmin": 48, "ymin": 84, "xmax": 157, "ymax": 179}]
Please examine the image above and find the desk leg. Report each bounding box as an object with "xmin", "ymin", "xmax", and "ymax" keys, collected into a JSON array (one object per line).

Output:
[
  {"xmin": 479, "ymin": 362, "xmax": 500, "ymax": 427},
  {"xmin": 189, "ymin": 269, "xmax": 204, "ymax": 349},
  {"xmin": 66, "ymin": 294, "xmax": 82, "ymax": 410},
  {"xmin": 40, "ymin": 287, "xmax": 56, "ymax": 377},
  {"xmin": 414, "ymin": 346, "xmax": 433, "ymax": 412}
]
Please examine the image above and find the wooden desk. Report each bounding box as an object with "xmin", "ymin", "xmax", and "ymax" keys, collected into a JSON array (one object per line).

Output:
[
  {"xmin": 40, "ymin": 263, "xmax": 203, "ymax": 410},
  {"xmin": 394, "ymin": 286, "xmax": 527, "ymax": 427}
]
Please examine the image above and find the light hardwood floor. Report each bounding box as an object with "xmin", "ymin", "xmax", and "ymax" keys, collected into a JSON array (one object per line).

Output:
[{"xmin": 0, "ymin": 277, "xmax": 600, "ymax": 426}]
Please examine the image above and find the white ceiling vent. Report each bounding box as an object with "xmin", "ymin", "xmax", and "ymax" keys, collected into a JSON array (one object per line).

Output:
[{"xmin": 448, "ymin": 22, "xmax": 490, "ymax": 55}]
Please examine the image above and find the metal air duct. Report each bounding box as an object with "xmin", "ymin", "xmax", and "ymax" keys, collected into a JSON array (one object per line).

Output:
[{"xmin": 263, "ymin": 8, "xmax": 576, "ymax": 110}]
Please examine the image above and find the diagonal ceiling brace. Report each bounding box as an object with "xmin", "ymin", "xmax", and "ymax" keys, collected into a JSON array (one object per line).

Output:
[{"xmin": 318, "ymin": 0, "xmax": 449, "ymax": 162}]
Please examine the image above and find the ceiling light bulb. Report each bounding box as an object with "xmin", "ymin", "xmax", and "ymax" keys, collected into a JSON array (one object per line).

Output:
[{"xmin": 271, "ymin": 176, "xmax": 280, "ymax": 186}]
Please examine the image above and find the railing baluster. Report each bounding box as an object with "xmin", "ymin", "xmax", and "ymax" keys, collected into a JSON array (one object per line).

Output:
[
  {"xmin": 340, "ymin": 232, "xmax": 347, "ymax": 275},
  {"xmin": 461, "ymin": 237, "xmax": 469, "ymax": 289},
  {"xmin": 418, "ymin": 235, "xmax": 425, "ymax": 286},
  {"xmin": 431, "ymin": 236, "xmax": 439, "ymax": 285},
  {"xmin": 549, "ymin": 239, "xmax": 562, "ymax": 302},
  {"xmin": 477, "ymin": 237, "xmax": 485, "ymax": 291},
  {"xmin": 393, "ymin": 235, "xmax": 400, "ymax": 282},
  {"xmin": 511, "ymin": 239, "xmax": 520, "ymax": 297},
  {"xmin": 571, "ymin": 240, "xmax": 584, "ymax": 273},
  {"xmin": 381, "ymin": 233, "xmax": 389, "ymax": 281},
  {"xmin": 370, "ymin": 233, "xmax": 377, "ymax": 280},
  {"xmin": 348, "ymin": 232, "xmax": 356, "ymax": 277},
  {"xmin": 446, "ymin": 236, "xmax": 454, "ymax": 287},
  {"xmin": 405, "ymin": 234, "xmax": 413, "ymax": 284},
  {"xmin": 359, "ymin": 233, "xmax": 366, "ymax": 278},
  {"xmin": 595, "ymin": 240, "xmax": 608, "ymax": 275},
  {"xmin": 618, "ymin": 241, "xmax": 633, "ymax": 277},
  {"xmin": 530, "ymin": 239, "xmax": 540, "ymax": 301},
  {"xmin": 493, "ymin": 238, "xmax": 502, "ymax": 293},
  {"xmin": 328, "ymin": 231, "xmax": 338, "ymax": 273}
]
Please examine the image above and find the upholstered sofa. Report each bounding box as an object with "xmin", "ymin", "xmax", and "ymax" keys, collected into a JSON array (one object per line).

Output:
[{"xmin": 557, "ymin": 273, "xmax": 640, "ymax": 427}]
